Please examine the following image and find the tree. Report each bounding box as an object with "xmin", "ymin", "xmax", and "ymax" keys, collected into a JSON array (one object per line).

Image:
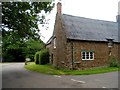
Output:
[
  {"xmin": 2, "ymin": 2, "xmax": 54, "ymax": 62},
  {"xmin": 2, "ymin": 2, "xmax": 54, "ymax": 39},
  {"xmin": 25, "ymin": 38, "xmax": 45, "ymax": 61},
  {"xmin": 2, "ymin": 37, "xmax": 45, "ymax": 62},
  {"xmin": 2, "ymin": 37, "xmax": 27, "ymax": 62}
]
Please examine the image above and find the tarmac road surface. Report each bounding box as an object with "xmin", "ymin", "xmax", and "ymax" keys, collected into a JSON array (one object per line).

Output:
[{"xmin": 2, "ymin": 63, "xmax": 119, "ymax": 88}]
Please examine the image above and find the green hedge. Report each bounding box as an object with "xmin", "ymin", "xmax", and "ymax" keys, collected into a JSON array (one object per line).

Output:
[
  {"xmin": 34, "ymin": 51, "xmax": 40, "ymax": 64},
  {"xmin": 39, "ymin": 49, "xmax": 49, "ymax": 65},
  {"xmin": 34, "ymin": 49, "xmax": 49, "ymax": 65}
]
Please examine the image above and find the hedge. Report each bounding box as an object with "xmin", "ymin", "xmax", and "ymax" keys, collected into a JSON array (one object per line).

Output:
[
  {"xmin": 34, "ymin": 49, "xmax": 49, "ymax": 65},
  {"xmin": 34, "ymin": 51, "xmax": 40, "ymax": 64}
]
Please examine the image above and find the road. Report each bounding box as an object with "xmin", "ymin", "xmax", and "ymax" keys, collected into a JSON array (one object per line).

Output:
[{"xmin": 2, "ymin": 63, "xmax": 118, "ymax": 88}]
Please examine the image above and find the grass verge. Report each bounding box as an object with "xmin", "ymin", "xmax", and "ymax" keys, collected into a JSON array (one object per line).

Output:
[{"xmin": 24, "ymin": 62, "xmax": 119, "ymax": 75}]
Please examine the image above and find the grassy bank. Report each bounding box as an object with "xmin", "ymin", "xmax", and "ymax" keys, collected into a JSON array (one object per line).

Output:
[{"xmin": 24, "ymin": 62, "xmax": 119, "ymax": 75}]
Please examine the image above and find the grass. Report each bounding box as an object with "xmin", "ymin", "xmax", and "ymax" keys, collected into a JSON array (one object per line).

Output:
[
  {"xmin": 24, "ymin": 62, "xmax": 120, "ymax": 75},
  {"xmin": 25, "ymin": 62, "xmax": 65, "ymax": 75}
]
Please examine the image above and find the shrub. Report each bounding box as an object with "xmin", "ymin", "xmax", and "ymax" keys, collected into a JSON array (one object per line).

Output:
[
  {"xmin": 34, "ymin": 49, "xmax": 49, "ymax": 65},
  {"xmin": 39, "ymin": 49, "xmax": 49, "ymax": 65},
  {"xmin": 108, "ymin": 57, "xmax": 120, "ymax": 67},
  {"xmin": 34, "ymin": 51, "xmax": 40, "ymax": 64}
]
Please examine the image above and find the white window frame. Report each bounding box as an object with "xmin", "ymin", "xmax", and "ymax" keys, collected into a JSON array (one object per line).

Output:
[
  {"xmin": 53, "ymin": 38, "xmax": 56, "ymax": 49},
  {"xmin": 81, "ymin": 51, "xmax": 94, "ymax": 60}
]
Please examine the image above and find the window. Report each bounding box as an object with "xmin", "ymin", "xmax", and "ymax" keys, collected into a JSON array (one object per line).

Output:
[
  {"xmin": 81, "ymin": 51, "xmax": 94, "ymax": 60},
  {"xmin": 53, "ymin": 38, "xmax": 56, "ymax": 48}
]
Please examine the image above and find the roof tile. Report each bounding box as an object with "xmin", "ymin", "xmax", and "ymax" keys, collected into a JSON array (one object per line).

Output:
[{"xmin": 62, "ymin": 14, "xmax": 119, "ymax": 42}]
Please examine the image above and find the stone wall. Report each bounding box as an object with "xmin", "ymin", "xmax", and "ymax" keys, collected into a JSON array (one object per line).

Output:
[
  {"xmin": 48, "ymin": 14, "xmax": 68, "ymax": 69},
  {"xmin": 66, "ymin": 40, "xmax": 119, "ymax": 70}
]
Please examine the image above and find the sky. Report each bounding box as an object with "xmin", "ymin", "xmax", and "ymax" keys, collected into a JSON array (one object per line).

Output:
[{"xmin": 39, "ymin": 0, "xmax": 120, "ymax": 43}]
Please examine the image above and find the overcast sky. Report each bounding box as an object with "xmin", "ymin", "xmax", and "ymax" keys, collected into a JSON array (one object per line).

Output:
[{"xmin": 39, "ymin": 0, "xmax": 120, "ymax": 43}]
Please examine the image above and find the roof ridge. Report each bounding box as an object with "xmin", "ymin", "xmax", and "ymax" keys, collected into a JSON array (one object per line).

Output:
[{"xmin": 62, "ymin": 13, "xmax": 117, "ymax": 23}]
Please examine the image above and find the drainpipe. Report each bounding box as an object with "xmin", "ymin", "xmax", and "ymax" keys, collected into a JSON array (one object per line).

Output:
[{"xmin": 71, "ymin": 41, "xmax": 74, "ymax": 70}]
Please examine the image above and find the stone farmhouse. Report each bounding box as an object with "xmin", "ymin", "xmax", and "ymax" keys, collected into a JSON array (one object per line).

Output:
[{"xmin": 46, "ymin": 2, "xmax": 120, "ymax": 70}]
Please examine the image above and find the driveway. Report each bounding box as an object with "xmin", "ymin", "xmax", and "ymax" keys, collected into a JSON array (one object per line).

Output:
[{"xmin": 2, "ymin": 63, "xmax": 118, "ymax": 88}]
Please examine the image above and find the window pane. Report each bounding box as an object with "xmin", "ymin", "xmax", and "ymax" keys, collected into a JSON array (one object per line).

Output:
[
  {"xmin": 82, "ymin": 52, "xmax": 85, "ymax": 59},
  {"xmin": 90, "ymin": 52, "xmax": 93, "ymax": 59},
  {"xmin": 86, "ymin": 52, "xmax": 89, "ymax": 59}
]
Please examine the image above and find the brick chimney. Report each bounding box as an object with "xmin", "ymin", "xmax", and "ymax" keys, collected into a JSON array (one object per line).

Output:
[{"xmin": 57, "ymin": 1, "xmax": 62, "ymax": 14}]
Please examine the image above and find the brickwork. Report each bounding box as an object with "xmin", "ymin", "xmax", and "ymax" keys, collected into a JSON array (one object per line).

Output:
[
  {"xmin": 48, "ymin": 14, "xmax": 67, "ymax": 68},
  {"xmin": 66, "ymin": 41, "xmax": 119, "ymax": 70}
]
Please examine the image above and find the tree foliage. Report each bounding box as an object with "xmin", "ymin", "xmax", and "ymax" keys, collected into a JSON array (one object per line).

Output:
[
  {"xmin": 25, "ymin": 38, "xmax": 45, "ymax": 61},
  {"xmin": 2, "ymin": 2, "xmax": 54, "ymax": 62},
  {"xmin": 2, "ymin": 2, "xmax": 54, "ymax": 39},
  {"xmin": 2, "ymin": 37, "xmax": 45, "ymax": 62}
]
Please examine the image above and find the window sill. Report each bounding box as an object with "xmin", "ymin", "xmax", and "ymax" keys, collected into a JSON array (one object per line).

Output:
[{"xmin": 82, "ymin": 59, "xmax": 94, "ymax": 61}]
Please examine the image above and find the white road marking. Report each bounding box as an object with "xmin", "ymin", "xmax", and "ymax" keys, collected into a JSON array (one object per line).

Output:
[
  {"xmin": 102, "ymin": 86, "xmax": 107, "ymax": 88},
  {"xmin": 54, "ymin": 75, "xmax": 62, "ymax": 78},
  {"xmin": 71, "ymin": 79, "xmax": 86, "ymax": 84}
]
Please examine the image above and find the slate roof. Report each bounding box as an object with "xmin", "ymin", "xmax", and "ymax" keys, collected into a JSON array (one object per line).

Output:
[{"xmin": 62, "ymin": 14, "xmax": 119, "ymax": 42}]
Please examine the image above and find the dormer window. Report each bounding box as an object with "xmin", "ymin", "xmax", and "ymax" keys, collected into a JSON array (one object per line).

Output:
[{"xmin": 54, "ymin": 38, "xmax": 56, "ymax": 49}]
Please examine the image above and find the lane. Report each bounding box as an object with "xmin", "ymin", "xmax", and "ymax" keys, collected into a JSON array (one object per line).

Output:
[
  {"xmin": 2, "ymin": 63, "xmax": 118, "ymax": 88},
  {"xmin": 61, "ymin": 71, "xmax": 118, "ymax": 88},
  {"xmin": 2, "ymin": 63, "xmax": 83, "ymax": 88}
]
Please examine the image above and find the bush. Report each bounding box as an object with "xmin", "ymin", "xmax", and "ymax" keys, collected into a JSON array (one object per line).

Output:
[
  {"xmin": 34, "ymin": 49, "xmax": 49, "ymax": 65},
  {"xmin": 39, "ymin": 49, "xmax": 49, "ymax": 65},
  {"xmin": 108, "ymin": 57, "xmax": 120, "ymax": 67},
  {"xmin": 34, "ymin": 51, "xmax": 40, "ymax": 64}
]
